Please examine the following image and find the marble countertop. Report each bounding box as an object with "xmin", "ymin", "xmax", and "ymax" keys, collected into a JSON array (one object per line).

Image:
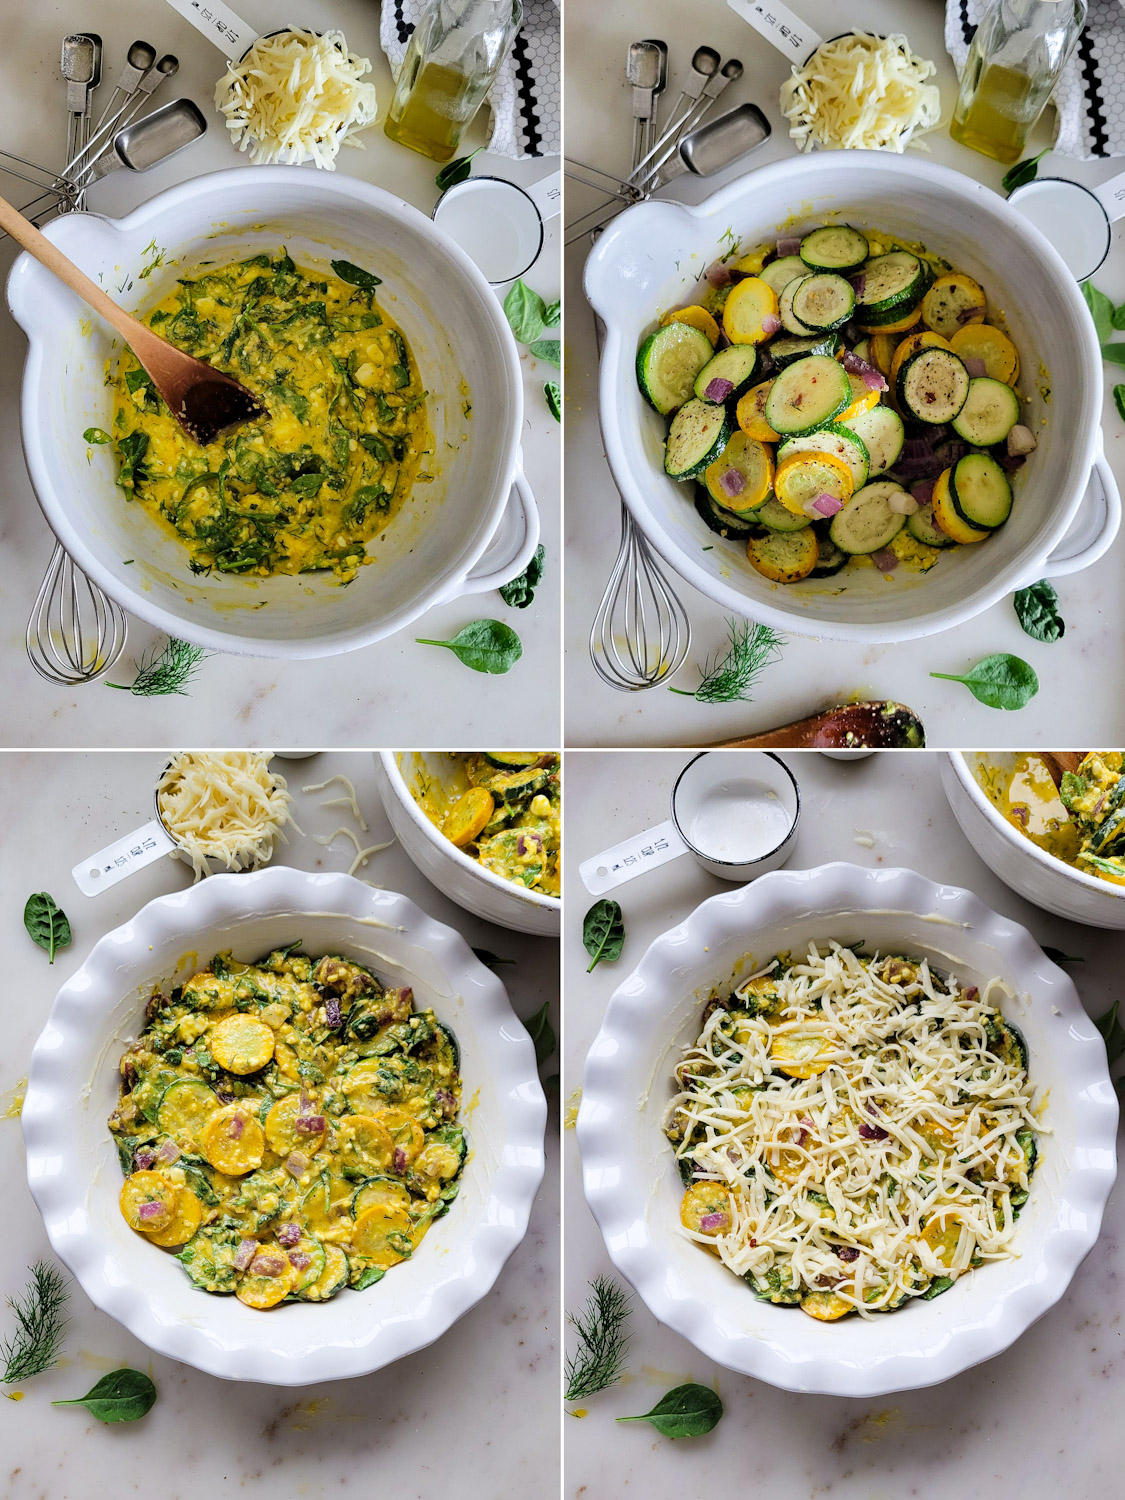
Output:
[
  {"xmin": 564, "ymin": 749, "xmax": 1124, "ymax": 1495},
  {"xmin": 0, "ymin": 752, "xmax": 559, "ymax": 1497},
  {"xmin": 0, "ymin": 0, "xmax": 560, "ymax": 747},
  {"xmin": 564, "ymin": 0, "xmax": 1125, "ymax": 747}
]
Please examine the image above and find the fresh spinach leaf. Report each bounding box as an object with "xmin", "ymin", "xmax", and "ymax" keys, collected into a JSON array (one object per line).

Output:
[
  {"xmin": 529, "ymin": 339, "xmax": 561, "ymax": 367},
  {"xmin": 52, "ymin": 1368, "xmax": 156, "ymax": 1422},
  {"xmin": 1114, "ymin": 385, "xmax": 1125, "ymax": 422},
  {"xmin": 472, "ymin": 948, "xmax": 515, "ymax": 969},
  {"xmin": 83, "ymin": 427, "xmax": 111, "ymax": 444},
  {"xmin": 1013, "ymin": 579, "xmax": 1064, "ymax": 642},
  {"xmin": 435, "ymin": 147, "xmax": 483, "ymax": 191},
  {"xmin": 543, "ymin": 299, "xmax": 561, "ymax": 328},
  {"xmin": 617, "ymin": 1383, "xmax": 723, "ymax": 1439},
  {"xmin": 115, "ymin": 431, "xmax": 149, "ymax": 494},
  {"xmin": 23, "ymin": 892, "xmax": 71, "ymax": 964},
  {"xmin": 358, "ymin": 433, "xmax": 393, "ymax": 463},
  {"xmin": 1042, "ymin": 945, "xmax": 1084, "ymax": 965},
  {"xmin": 415, "ymin": 619, "xmax": 523, "ymax": 674},
  {"xmin": 583, "ymin": 899, "xmax": 625, "ymax": 972},
  {"xmin": 352, "ymin": 1266, "xmax": 385, "ymax": 1291},
  {"xmin": 331, "ymin": 259, "xmax": 382, "ymax": 292},
  {"xmin": 1102, "ymin": 343, "xmax": 1125, "ymax": 369},
  {"xmin": 1001, "ymin": 149, "xmax": 1048, "ymax": 194},
  {"xmin": 922, "ymin": 1275, "xmax": 955, "ymax": 1300},
  {"xmin": 1096, "ymin": 999, "xmax": 1125, "ymax": 1069},
  {"xmin": 498, "ymin": 544, "xmax": 545, "ymax": 609},
  {"xmin": 930, "ymin": 654, "xmax": 1039, "ymax": 710},
  {"xmin": 524, "ymin": 1002, "xmax": 556, "ymax": 1067},
  {"xmin": 503, "ymin": 278, "xmax": 548, "ymax": 343},
  {"xmin": 1083, "ymin": 282, "xmax": 1115, "ymax": 345},
  {"xmin": 545, "ymin": 381, "xmax": 561, "ymax": 422}
]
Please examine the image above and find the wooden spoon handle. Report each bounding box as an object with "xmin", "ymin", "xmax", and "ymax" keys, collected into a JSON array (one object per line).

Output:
[
  {"xmin": 0, "ymin": 190, "xmax": 139, "ymax": 346},
  {"xmin": 703, "ymin": 716, "xmax": 824, "ymax": 749}
]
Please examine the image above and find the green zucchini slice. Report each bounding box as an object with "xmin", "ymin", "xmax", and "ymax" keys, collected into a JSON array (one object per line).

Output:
[
  {"xmin": 636, "ymin": 322, "xmax": 714, "ymax": 415},
  {"xmin": 800, "ymin": 225, "xmax": 870, "ymax": 272},
  {"xmin": 856, "ymin": 251, "xmax": 926, "ymax": 314},
  {"xmin": 767, "ymin": 330, "xmax": 840, "ymax": 367},
  {"xmin": 948, "ymin": 452, "xmax": 1012, "ymax": 531},
  {"xmin": 906, "ymin": 503, "xmax": 954, "ymax": 548},
  {"xmin": 758, "ymin": 254, "xmax": 807, "ymax": 296},
  {"xmin": 839, "ymin": 405, "xmax": 904, "ymax": 475},
  {"xmin": 791, "ymin": 273, "xmax": 856, "ymax": 332},
  {"xmin": 829, "ymin": 480, "xmax": 908, "ymax": 555},
  {"xmin": 779, "ymin": 278, "xmax": 815, "ymax": 336},
  {"xmin": 693, "ymin": 345, "xmax": 758, "ymax": 402},
  {"xmin": 897, "ymin": 347, "xmax": 970, "ymax": 425},
  {"xmin": 754, "ymin": 496, "xmax": 813, "ymax": 532},
  {"xmin": 778, "ymin": 424, "xmax": 870, "ymax": 489},
  {"xmin": 764, "ymin": 354, "xmax": 851, "ymax": 436},
  {"xmin": 694, "ymin": 488, "xmax": 759, "ymax": 540},
  {"xmin": 950, "ymin": 377, "xmax": 1021, "ymax": 446},
  {"xmin": 664, "ymin": 399, "xmax": 733, "ymax": 480}
]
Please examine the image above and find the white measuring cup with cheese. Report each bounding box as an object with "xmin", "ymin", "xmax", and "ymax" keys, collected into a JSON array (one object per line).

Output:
[{"xmin": 578, "ymin": 751, "xmax": 801, "ymax": 896}]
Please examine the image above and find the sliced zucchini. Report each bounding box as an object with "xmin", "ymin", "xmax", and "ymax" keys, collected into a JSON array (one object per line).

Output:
[
  {"xmin": 299, "ymin": 1242, "xmax": 349, "ymax": 1302},
  {"xmin": 352, "ymin": 1176, "xmax": 412, "ymax": 1218},
  {"xmin": 664, "ymin": 399, "xmax": 733, "ymax": 480},
  {"xmin": 636, "ymin": 322, "xmax": 714, "ymax": 415},
  {"xmin": 774, "ymin": 449, "xmax": 854, "ymax": 517},
  {"xmin": 703, "ymin": 431, "xmax": 773, "ymax": 512},
  {"xmin": 858, "ymin": 298, "xmax": 924, "ymax": 332},
  {"xmin": 693, "ymin": 488, "xmax": 758, "ymax": 540},
  {"xmin": 932, "ymin": 468, "xmax": 989, "ymax": 545},
  {"xmin": 779, "ymin": 278, "xmax": 814, "ymax": 336},
  {"xmin": 722, "ymin": 276, "xmax": 780, "ymax": 345},
  {"xmin": 694, "ymin": 345, "xmax": 758, "ymax": 403},
  {"xmin": 755, "ymin": 496, "xmax": 812, "ymax": 532},
  {"xmin": 765, "ymin": 354, "xmax": 851, "ymax": 436},
  {"xmin": 948, "ymin": 452, "xmax": 1013, "ymax": 531},
  {"xmin": 484, "ymin": 752, "xmax": 544, "ymax": 769},
  {"xmin": 156, "ymin": 1079, "xmax": 220, "ymax": 1146},
  {"xmin": 852, "ymin": 338, "xmax": 872, "ymax": 364},
  {"xmin": 950, "ymin": 377, "xmax": 1020, "ymax": 446},
  {"xmin": 747, "ymin": 526, "xmax": 819, "ymax": 583},
  {"xmin": 811, "ymin": 535, "xmax": 849, "ymax": 577},
  {"xmin": 778, "ymin": 424, "xmax": 869, "ymax": 489},
  {"xmin": 177, "ymin": 1226, "xmax": 242, "ymax": 1294},
  {"xmin": 758, "ymin": 254, "xmax": 807, "ymax": 296},
  {"xmin": 840, "ymin": 405, "xmax": 904, "ymax": 475},
  {"xmin": 890, "ymin": 330, "xmax": 952, "ymax": 387},
  {"xmin": 906, "ymin": 503, "xmax": 954, "ymax": 548},
  {"xmin": 766, "ymin": 330, "xmax": 839, "ymax": 367},
  {"xmin": 837, "ymin": 372, "xmax": 881, "ymax": 425},
  {"xmin": 735, "ymin": 379, "xmax": 779, "ymax": 441},
  {"xmin": 921, "ymin": 272, "xmax": 987, "ymax": 339},
  {"xmin": 661, "ymin": 304, "xmax": 720, "ymax": 346},
  {"xmin": 800, "ymin": 225, "xmax": 869, "ymax": 272},
  {"xmin": 828, "ymin": 481, "xmax": 908, "ymax": 555},
  {"xmin": 791, "ymin": 273, "xmax": 855, "ymax": 332},
  {"xmin": 856, "ymin": 251, "xmax": 925, "ymax": 314},
  {"xmin": 897, "ymin": 347, "xmax": 970, "ymax": 426}
]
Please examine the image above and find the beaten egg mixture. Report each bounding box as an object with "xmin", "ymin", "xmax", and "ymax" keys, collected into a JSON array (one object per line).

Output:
[
  {"xmin": 412, "ymin": 753, "xmax": 560, "ymax": 898},
  {"xmin": 109, "ymin": 252, "xmax": 429, "ymax": 581},
  {"xmin": 980, "ymin": 752, "xmax": 1125, "ymax": 885},
  {"xmin": 109, "ymin": 946, "xmax": 465, "ymax": 1309}
]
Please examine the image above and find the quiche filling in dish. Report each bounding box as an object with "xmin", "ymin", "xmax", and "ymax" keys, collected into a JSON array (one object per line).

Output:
[
  {"xmin": 109, "ymin": 945, "xmax": 465, "ymax": 1309},
  {"xmin": 108, "ymin": 251, "xmax": 429, "ymax": 582},
  {"xmin": 980, "ymin": 751, "xmax": 1125, "ymax": 886},
  {"xmin": 665, "ymin": 942, "xmax": 1039, "ymax": 1320}
]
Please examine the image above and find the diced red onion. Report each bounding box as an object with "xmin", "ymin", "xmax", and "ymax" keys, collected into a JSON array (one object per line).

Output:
[
  {"xmin": 133, "ymin": 1148, "xmax": 156, "ymax": 1170},
  {"xmin": 277, "ymin": 1222, "xmax": 301, "ymax": 1247},
  {"xmin": 705, "ymin": 261, "xmax": 732, "ymax": 287},
  {"xmin": 777, "ymin": 235, "xmax": 801, "ymax": 256},
  {"xmin": 216, "ymin": 1089, "xmax": 236, "ymax": 1105},
  {"xmin": 910, "ymin": 480, "xmax": 936, "ymax": 506},
  {"xmin": 699, "ymin": 1211, "xmax": 729, "ymax": 1232},
  {"xmin": 251, "ymin": 1250, "xmax": 288, "ymax": 1278},
  {"xmin": 872, "ymin": 548, "xmax": 899, "ymax": 572},
  {"xmin": 761, "ymin": 313, "xmax": 782, "ymax": 336},
  {"xmin": 859, "ymin": 1121, "xmax": 889, "ymax": 1141},
  {"xmin": 1011, "ymin": 805, "xmax": 1030, "ymax": 827},
  {"xmin": 705, "ymin": 376, "xmax": 735, "ymax": 402},
  {"xmin": 234, "ymin": 1238, "xmax": 259, "ymax": 1270},
  {"xmin": 324, "ymin": 996, "xmax": 342, "ymax": 1028},
  {"xmin": 227, "ymin": 1114, "xmax": 244, "ymax": 1140},
  {"xmin": 964, "ymin": 986, "xmax": 979, "ymax": 1004},
  {"xmin": 137, "ymin": 1200, "xmax": 164, "ymax": 1220},
  {"xmin": 288, "ymin": 1250, "xmax": 312, "ymax": 1271},
  {"xmin": 435, "ymin": 1088, "xmax": 456, "ymax": 1119},
  {"xmin": 299, "ymin": 1088, "xmax": 313, "ymax": 1114},
  {"xmin": 997, "ymin": 451, "xmax": 1026, "ymax": 473},
  {"xmin": 1007, "ymin": 424, "xmax": 1037, "ymax": 457},
  {"xmin": 963, "ymin": 357, "xmax": 987, "ymax": 378},
  {"xmin": 957, "ymin": 305, "xmax": 983, "ymax": 324},
  {"xmin": 285, "ymin": 1150, "xmax": 309, "ymax": 1179},
  {"xmin": 902, "ymin": 437, "xmax": 936, "ymax": 461},
  {"xmin": 395, "ymin": 987, "xmax": 413, "ymax": 1007},
  {"xmin": 837, "ymin": 1246, "xmax": 860, "ymax": 1262},
  {"xmin": 392, "ymin": 1146, "xmax": 407, "ymax": 1174},
  {"xmin": 935, "ymin": 440, "xmax": 970, "ymax": 467},
  {"xmin": 841, "ymin": 350, "xmax": 886, "ymax": 390},
  {"xmin": 719, "ymin": 467, "xmax": 746, "ymax": 498},
  {"xmin": 848, "ymin": 272, "xmax": 867, "ymax": 297},
  {"xmin": 295, "ymin": 1114, "xmax": 326, "ymax": 1134},
  {"xmin": 156, "ymin": 1139, "xmax": 182, "ymax": 1164},
  {"xmin": 808, "ymin": 492, "xmax": 843, "ymax": 518},
  {"xmin": 887, "ymin": 490, "xmax": 919, "ymax": 515},
  {"xmin": 517, "ymin": 831, "xmax": 543, "ymax": 856}
]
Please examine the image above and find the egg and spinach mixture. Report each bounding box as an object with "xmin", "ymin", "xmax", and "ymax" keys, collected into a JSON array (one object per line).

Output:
[
  {"xmin": 108, "ymin": 252, "xmax": 429, "ymax": 582},
  {"xmin": 980, "ymin": 752, "xmax": 1125, "ymax": 886},
  {"xmin": 413, "ymin": 753, "xmax": 560, "ymax": 898},
  {"xmin": 109, "ymin": 945, "xmax": 465, "ymax": 1310}
]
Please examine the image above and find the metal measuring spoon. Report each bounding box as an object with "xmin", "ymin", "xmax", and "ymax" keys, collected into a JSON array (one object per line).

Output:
[
  {"xmin": 84, "ymin": 98, "xmax": 207, "ymax": 180},
  {"xmin": 92, "ymin": 40, "xmax": 157, "ymax": 136},
  {"xmin": 630, "ymin": 46, "xmax": 720, "ymax": 184},
  {"xmin": 642, "ymin": 39, "xmax": 668, "ymax": 156},
  {"xmin": 626, "ymin": 41, "xmax": 663, "ymax": 167},
  {"xmin": 61, "ymin": 34, "xmax": 99, "ymax": 164},
  {"xmin": 637, "ymin": 59, "xmax": 745, "ymax": 190}
]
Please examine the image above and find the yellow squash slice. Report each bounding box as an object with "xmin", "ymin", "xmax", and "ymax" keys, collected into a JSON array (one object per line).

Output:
[
  {"xmin": 800, "ymin": 1290, "xmax": 853, "ymax": 1322},
  {"xmin": 837, "ymin": 372, "xmax": 881, "ymax": 425},
  {"xmin": 444, "ymin": 787, "xmax": 495, "ymax": 848},
  {"xmin": 950, "ymin": 323, "xmax": 1019, "ymax": 384},
  {"xmin": 372, "ymin": 1107, "xmax": 426, "ymax": 1166},
  {"xmin": 747, "ymin": 527, "xmax": 820, "ymax": 584},
  {"xmin": 868, "ymin": 332, "xmax": 900, "ymax": 378},
  {"xmin": 735, "ymin": 379, "xmax": 780, "ymax": 442},
  {"xmin": 769, "ymin": 1029, "xmax": 835, "ymax": 1078},
  {"xmin": 722, "ymin": 276, "xmax": 780, "ymax": 345},
  {"xmin": 352, "ymin": 1205, "xmax": 415, "ymax": 1268},
  {"xmin": 774, "ymin": 449, "xmax": 854, "ymax": 518},
  {"xmin": 265, "ymin": 1092, "xmax": 326, "ymax": 1158},
  {"xmin": 236, "ymin": 1246, "xmax": 299, "ymax": 1309},
  {"xmin": 922, "ymin": 273, "xmax": 987, "ymax": 338},
  {"xmin": 932, "ymin": 468, "xmax": 989, "ymax": 545},
  {"xmin": 146, "ymin": 1188, "xmax": 204, "ymax": 1247},
  {"xmin": 120, "ymin": 1170, "xmax": 181, "ymax": 1233},
  {"xmin": 890, "ymin": 331, "xmax": 953, "ymax": 386},
  {"xmin": 210, "ymin": 1014, "xmax": 275, "ymax": 1075},
  {"xmin": 201, "ymin": 1103, "xmax": 266, "ymax": 1175},
  {"xmin": 335, "ymin": 1113, "xmax": 395, "ymax": 1175},
  {"xmin": 661, "ymin": 303, "xmax": 721, "ymax": 346},
  {"xmin": 703, "ymin": 431, "xmax": 773, "ymax": 513},
  {"xmin": 680, "ymin": 1181, "xmax": 732, "ymax": 1236},
  {"xmin": 920, "ymin": 1212, "xmax": 972, "ymax": 1269},
  {"xmin": 859, "ymin": 303, "xmax": 921, "ymax": 336}
]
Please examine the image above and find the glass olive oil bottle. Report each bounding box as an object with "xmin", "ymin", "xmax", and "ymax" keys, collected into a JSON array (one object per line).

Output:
[
  {"xmin": 950, "ymin": 0, "xmax": 1087, "ymax": 163},
  {"xmin": 384, "ymin": 0, "xmax": 523, "ymax": 162}
]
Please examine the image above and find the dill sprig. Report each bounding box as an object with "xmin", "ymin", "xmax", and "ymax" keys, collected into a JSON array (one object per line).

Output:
[
  {"xmin": 1, "ymin": 1261, "xmax": 69, "ymax": 1384},
  {"xmin": 108, "ymin": 637, "xmax": 209, "ymax": 697},
  {"xmin": 670, "ymin": 619, "xmax": 786, "ymax": 705},
  {"xmin": 565, "ymin": 1275, "xmax": 631, "ymax": 1402}
]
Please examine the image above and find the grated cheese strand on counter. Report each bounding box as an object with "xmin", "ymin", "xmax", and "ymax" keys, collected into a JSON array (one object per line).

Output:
[
  {"xmin": 665, "ymin": 942, "xmax": 1042, "ymax": 1317},
  {"xmin": 302, "ymin": 774, "xmax": 369, "ymax": 832},
  {"xmin": 215, "ymin": 27, "xmax": 378, "ymax": 169},
  {"xmin": 780, "ymin": 32, "xmax": 942, "ymax": 154},
  {"xmin": 156, "ymin": 752, "xmax": 297, "ymax": 879}
]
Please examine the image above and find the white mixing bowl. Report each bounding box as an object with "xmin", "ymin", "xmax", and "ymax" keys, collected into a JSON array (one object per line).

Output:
[
  {"xmin": 577, "ymin": 862, "xmax": 1117, "ymax": 1396},
  {"xmin": 585, "ymin": 152, "xmax": 1120, "ymax": 643},
  {"xmin": 22, "ymin": 867, "xmax": 547, "ymax": 1383},
  {"xmin": 7, "ymin": 167, "xmax": 538, "ymax": 658}
]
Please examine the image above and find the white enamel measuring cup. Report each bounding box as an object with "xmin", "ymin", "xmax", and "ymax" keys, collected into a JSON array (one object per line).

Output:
[
  {"xmin": 1008, "ymin": 172, "xmax": 1125, "ymax": 282},
  {"xmin": 578, "ymin": 751, "xmax": 801, "ymax": 896}
]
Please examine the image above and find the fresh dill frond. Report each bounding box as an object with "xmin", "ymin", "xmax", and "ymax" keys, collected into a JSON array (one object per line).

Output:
[
  {"xmin": 565, "ymin": 1275, "xmax": 631, "ymax": 1402},
  {"xmin": 1, "ymin": 1261, "xmax": 69, "ymax": 1384},
  {"xmin": 670, "ymin": 619, "xmax": 786, "ymax": 705},
  {"xmin": 107, "ymin": 637, "xmax": 209, "ymax": 697}
]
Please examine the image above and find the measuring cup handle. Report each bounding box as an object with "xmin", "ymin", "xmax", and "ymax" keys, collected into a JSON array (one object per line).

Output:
[
  {"xmin": 72, "ymin": 818, "xmax": 176, "ymax": 897},
  {"xmin": 726, "ymin": 0, "xmax": 825, "ymax": 60},
  {"xmin": 579, "ymin": 819, "xmax": 688, "ymax": 895},
  {"xmin": 1094, "ymin": 168, "xmax": 1125, "ymax": 223},
  {"xmin": 525, "ymin": 170, "xmax": 562, "ymax": 222},
  {"xmin": 160, "ymin": 0, "xmax": 258, "ymax": 59}
]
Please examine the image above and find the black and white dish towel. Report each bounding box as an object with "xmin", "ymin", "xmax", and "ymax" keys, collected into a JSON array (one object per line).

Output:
[
  {"xmin": 380, "ymin": 0, "xmax": 560, "ymax": 159},
  {"xmin": 946, "ymin": 0, "xmax": 1125, "ymax": 158}
]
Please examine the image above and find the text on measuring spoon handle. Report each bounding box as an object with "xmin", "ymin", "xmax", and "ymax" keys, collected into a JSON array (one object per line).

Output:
[
  {"xmin": 578, "ymin": 819, "xmax": 687, "ymax": 896},
  {"xmin": 726, "ymin": 0, "xmax": 825, "ymax": 60}
]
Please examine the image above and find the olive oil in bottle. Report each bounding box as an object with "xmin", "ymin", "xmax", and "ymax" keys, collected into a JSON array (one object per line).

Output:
[
  {"xmin": 950, "ymin": 0, "xmax": 1087, "ymax": 164},
  {"xmin": 384, "ymin": 0, "xmax": 523, "ymax": 163}
]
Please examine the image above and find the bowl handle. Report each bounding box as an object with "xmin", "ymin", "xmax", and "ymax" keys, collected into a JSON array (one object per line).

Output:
[
  {"xmin": 1038, "ymin": 444, "xmax": 1121, "ymax": 581},
  {"xmin": 452, "ymin": 463, "xmax": 541, "ymax": 597}
]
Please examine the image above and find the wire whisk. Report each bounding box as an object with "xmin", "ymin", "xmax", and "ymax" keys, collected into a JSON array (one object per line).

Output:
[
  {"xmin": 590, "ymin": 502, "xmax": 690, "ymax": 691},
  {"xmin": 26, "ymin": 543, "xmax": 128, "ymax": 686}
]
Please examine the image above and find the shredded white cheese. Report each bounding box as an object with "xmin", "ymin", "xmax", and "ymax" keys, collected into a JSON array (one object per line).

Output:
[
  {"xmin": 314, "ymin": 826, "xmax": 395, "ymax": 876},
  {"xmin": 215, "ymin": 27, "xmax": 378, "ymax": 169},
  {"xmin": 157, "ymin": 752, "xmax": 297, "ymax": 879},
  {"xmin": 302, "ymin": 774, "xmax": 368, "ymax": 832},
  {"xmin": 666, "ymin": 942, "xmax": 1042, "ymax": 1317},
  {"xmin": 780, "ymin": 33, "xmax": 941, "ymax": 154}
]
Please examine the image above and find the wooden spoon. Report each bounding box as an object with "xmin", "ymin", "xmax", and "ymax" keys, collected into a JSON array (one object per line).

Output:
[
  {"xmin": 0, "ymin": 191, "xmax": 265, "ymax": 446},
  {"xmin": 1035, "ymin": 751, "xmax": 1085, "ymax": 789},
  {"xmin": 702, "ymin": 701, "xmax": 926, "ymax": 750}
]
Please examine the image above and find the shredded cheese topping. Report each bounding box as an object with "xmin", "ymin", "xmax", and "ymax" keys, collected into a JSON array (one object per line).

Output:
[
  {"xmin": 157, "ymin": 752, "xmax": 297, "ymax": 879},
  {"xmin": 665, "ymin": 943, "xmax": 1042, "ymax": 1318},
  {"xmin": 215, "ymin": 27, "xmax": 378, "ymax": 169},
  {"xmin": 302, "ymin": 774, "xmax": 369, "ymax": 832},
  {"xmin": 780, "ymin": 33, "xmax": 941, "ymax": 154}
]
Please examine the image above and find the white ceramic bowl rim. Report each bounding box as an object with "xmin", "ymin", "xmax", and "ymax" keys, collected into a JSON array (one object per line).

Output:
[
  {"xmin": 22, "ymin": 866, "xmax": 546, "ymax": 1384},
  {"xmin": 380, "ymin": 751, "xmax": 559, "ymax": 911},
  {"xmin": 947, "ymin": 751, "xmax": 1125, "ymax": 901},
  {"xmin": 577, "ymin": 861, "xmax": 1118, "ymax": 1396}
]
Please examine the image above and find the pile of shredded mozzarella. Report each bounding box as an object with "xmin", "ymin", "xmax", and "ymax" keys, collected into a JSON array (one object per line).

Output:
[
  {"xmin": 666, "ymin": 942, "xmax": 1041, "ymax": 1316},
  {"xmin": 780, "ymin": 32, "xmax": 941, "ymax": 154},
  {"xmin": 215, "ymin": 27, "xmax": 378, "ymax": 169},
  {"xmin": 157, "ymin": 752, "xmax": 298, "ymax": 878}
]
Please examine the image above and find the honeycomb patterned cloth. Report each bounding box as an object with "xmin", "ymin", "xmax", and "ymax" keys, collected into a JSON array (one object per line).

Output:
[
  {"xmin": 946, "ymin": 0, "xmax": 1125, "ymax": 159},
  {"xmin": 380, "ymin": 0, "xmax": 560, "ymax": 159}
]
